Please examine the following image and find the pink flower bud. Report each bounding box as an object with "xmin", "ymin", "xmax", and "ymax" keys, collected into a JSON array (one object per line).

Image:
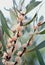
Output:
[
  {"xmin": 18, "ymin": 13, "xmax": 24, "ymax": 21},
  {"xmin": 12, "ymin": 36, "xmax": 17, "ymax": 41},
  {"xmin": 16, "ymin": 23, "xmax": 23, "ymax": 31},
  {"xmin": 17, "ymin": 31, "xmax": 22, "ymax": 37},
  {"xmin": 29, "ymin": 40, "xmax": 32, "ymax": 46},
  {"xmin": 17, "ymin": 51, "xmax": 22, "ymax": 56},
  {"xmin": 3, "ymin": 52, "xmax": 7, "ymax": 58},
  {"xmin": 6, "ymin": 43, "xmax": 12, "ymax": 48},
  {"xmin": 15, "ymin": 56, "xmax": 22, "ymax": 64},
  {"xmin": 7, "ymin": 49, "xmax": 12, "ymax": 57},
  {"xmin": 8, "ymin": 38, "xmax": 13, "ymax": 43},
  {"xmin": 22, "ymin": 44, "xmax": 27, "ymax": 49},
  {"xmin": 33, "ymin": 25, "xmax": 38, "ymax": 30}
]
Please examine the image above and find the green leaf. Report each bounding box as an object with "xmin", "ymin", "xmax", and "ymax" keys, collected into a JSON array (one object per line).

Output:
[
  {"xmin": 38, "ymin": 22, "xmax": 45, "ymax": 31},
  {"xmin": 1, "ymin": 38, "xmax": 6, "ymax": 51},
  {"xmin": 0, "ymin": 11, "xmax": 11, "ymax": 37},
  {"xmin": 19, "ymin": 0, "xmax": 24, "ymax": 6},
  {"xmin": 0, "ymin": 51, "xmax": 3, "ymax": 57},
  {"xmin": 39, "ymin": 28, "xmax": 45, "ymax": 34},
  {"xmin": 13, "ymin": 0, "xmax": 18, "ymax": 8},
  {"xmin": 10, "ymin": 10, "xmax": 17, "ymax": 22},
  {"xmin": 39, "ymin": 16, "xmax": 44, "ymax": 22},
  {"xmin": 23, "ymin": 13, "xmax": 37, "ymax": 26},
  {"xmin": 19, "ymin": 31, "xmax": 30, "ymax": 44},
  {"xmin": 36, "ymin": 49, "xmax": 45, "ymax": 65},
  {"xmin": 26, "ymin": 1, "xmax": 41, "ymax": 13},
  {"xmin": 10, "ymin": 10, "xmax": 17, "ymax": 27},
  {"xmin": 27, "ymin": 41, "xmax": 45, "ymax": 53},
  {"xmin": 30, "ymin": 0, "xmax": 35, "ymax": 3},
  {"xmin": 0, "ymin": 26, "xmax": 3, "ymax": 41},
  {"xmin": 36, "ymin": 41, "xmax": 45, "ymax": 49}
]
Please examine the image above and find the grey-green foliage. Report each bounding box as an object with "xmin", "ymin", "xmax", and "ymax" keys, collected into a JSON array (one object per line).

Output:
[{"xmin": 0, "ymin": 0, "xmax": 45, "ymax": 65}]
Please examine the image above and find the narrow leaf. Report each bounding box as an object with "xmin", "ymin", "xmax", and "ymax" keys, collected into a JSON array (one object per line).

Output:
[
  {"xmin": 13, "ymin": 0, "xmax": 18, "ymax": 7},
  {"xmin": 39, "ymin": 28, "xmax": 45, "ymax": 34},
  {"xmin": 38, "ymin": 22, "xmax": 45, "ymax": 31},
  {"xmin": 26, "ymin": 41, "xmax": 45, "ymax": 53},
  {"xmin": 10, "ymin": 10, "xmax": 17, "ymax": 22},
  {"xmin": 1, "ymin": 39, "xmax": 6, "ymax": 51},
  {"xmin": 0, "ymin": 11, "xmax": 11, "ymax": 37},
  {"xmin": 36, "ymin": 41, "xmax": 45, "ymax": 49},
  {"xmin": 36, "ymin": 49, "xmax": 45, "ymax": 65},
  {"xmin": 23, "ymin": 13, "xmax": 37, "ymax": 26},
  {"xmin": 30, "ymin": 0, "xmax": 35, "ymax": 3},
  {"xmin": 19, "ymin": 0, "xmax": 24, "ymax": 6},
  {"xmin": 26, "ymin": 1, "xmax": 41, "ymax": 13},
  {"xmin": 0, "ymin": 26, "xmax": 3, "ymax": 41},
  {"xmin": 39, "ymin": 16, "xmax": 44, "ymax": 22}
]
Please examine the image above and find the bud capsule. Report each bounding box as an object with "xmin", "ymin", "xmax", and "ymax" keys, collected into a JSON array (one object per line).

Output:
[
  {"xmin": 15, "ymin": 56, "xmax": 22, "ymax": 64},
  {"xmin": 3, "ymin": 52, "xmax": 7, "ymax": 59},
  {"xmin": 22, "ymin": 44, "xmax": 27, "ymax": 49},
  {"xmin": 6, "ymin": 43, "xmax": 12, "ymax": 48},
  {"xmin": 33, "ymin": 25, "xmax": 38, "ymax": 31},
  {"xmin": 17, "ymin": 51, "xmax": 22, "ymax": 56},
  {"xmin": 16, "ymin": 23, "xmax": 23, "ymax": 31}
]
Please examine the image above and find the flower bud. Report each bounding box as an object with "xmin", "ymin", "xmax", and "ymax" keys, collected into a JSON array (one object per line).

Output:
[
  {"xmin": 12, "ymin": 36, "xmax": 17, "ymax": 41},
  {"xmin": 22, "ymin": 44, "xmax": 27, "ymax": 49},
  {"xmin": 17, "ymin": 51, "xmax": 22, "ymax": 56},
  {"xmin": 3, "ymin": 52, "xmax": 7, "ymax": 59},
  {"xmin": 16, "ymin": 23, "xmax": 23, "ymax": 31},
  {"xmin": 8, "ymin": 38, "xmax": 13, "ymax": 43},
  {"xmin": 6, "ymin": 43, "xmax": 12, "ymax": 48},
  {"xmin": 33, "ymin": 25, "xmax": 38, "ymax": 31},
  {"xmin": 15, "ymin": 56, "xmax": 22, "ymax": 64},
  {"xmin": 29, "ymin": 40, "xmax": 32, "ymax": 46},
  {"xmin": 17, "ymin": 17, "xmax": 22, "ymax": 22},
  {"xmin": 18, "ymin": 13, "xmax": 24, "ymax": 21},
  {"xmin": 17, "ymin": 31, "xmax": 22, "ymax": 37},
  {"xmin": 7, "ymin": 49, "xmax": 12, "ymax": 57}
]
